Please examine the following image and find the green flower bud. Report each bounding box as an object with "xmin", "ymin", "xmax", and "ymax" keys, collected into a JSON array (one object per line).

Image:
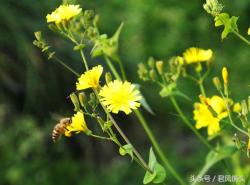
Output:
[
  {"xmin": 149, "ymin": 70, "xmax": 157, "ymax": 81},
  {"xmin": 203, "ymin": 0, "xmax": 223, "ymax": 16},
  {"xmin": 212, "ymin": 77, "xmax": 222, "ymax": 90},
  {"xmin": 241, "ymin": 100, "xmax": 248, "ymax": 116},
  {"xmin": 147, "ymin": 57, "xmax": 155, "ymax": 68},
  {"xmin": 156, "ymin": 61, "xmax": 164, "ymax": 75},
  {"xmin": 70, "ymin": 93, "xmax": 80, "ymax": 111},
  {"xmin": 105, "ymin": 72, "xmax": 112, "ymax": 84},
  {"xmin": 78, "ymin": 92, "xmax": 86, "ymax": 107}
]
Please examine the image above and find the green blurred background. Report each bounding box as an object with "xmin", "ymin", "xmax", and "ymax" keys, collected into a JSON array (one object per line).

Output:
[{"xmin": 0, "ymin": 0, "xmax": 249, "ymax": 184}]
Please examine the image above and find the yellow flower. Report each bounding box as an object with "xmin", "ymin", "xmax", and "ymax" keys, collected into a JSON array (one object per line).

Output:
[
  {"xmin": 76, "ymin": 65, "xmax": 103, "ymax": 90},
  {"xmin": 194, "ymin": 96, "xmax": 228, "ymax": 136},
  {"xmin": 64, "ymin": 112, "xmax": 88, "ymax": 137},
  {"xmin": 248, "ymin": 27, "xmax": 250, "ymax": 35},
  {"xmin": 46, "ymin": 4, "xmax": 82, "ymax": 24},
  {"xmin": 248, "ymin": 139, "xmax": 250, "ymax": 151},
  {"xmin": 99, "ymin": 80, "xmax": 142, "ymax": 114},
  {"xmin": 183, "ymin": 47, "xmax": 213, "ymax": 64},
  {"xmin": 233, "ymin": 102, "xmax": 241, "ymax": 113}
]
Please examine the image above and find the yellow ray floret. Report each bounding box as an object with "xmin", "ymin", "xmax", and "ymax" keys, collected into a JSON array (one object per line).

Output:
[
  {"xmin": 194, "ymin": 96, "xmax": 228, "ymax": 136},
  {"xmin": 64, "ymin": 112, "xmax": 88, "ymax": 137},
  {"xmin": 46, "ymin": 4, "xmax": 82, "ymax": 24},
  {"xmin": 76, "ymin": 65, "xmax": 103, "ymax": 90},
  {"xmin": 99, "ymin": 80, "xmax": 142, "ymax": 114},
  {"xmin": 183, "ymin": 47, "xmax": 213, "ymax": 64},
  {"xmin": 248, "ymin": 27, "xmax": 250, "ymax": 35}
]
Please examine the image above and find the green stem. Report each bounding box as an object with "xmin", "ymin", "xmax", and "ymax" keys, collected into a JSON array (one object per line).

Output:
[
  {"xmin": 232, "ymin": 30, "xmax": 250, "ymax": 46},
  {"xmin": 134, "ymin": 110, "xmax": 186, "ymax": 185},
  {"xmin": 90, "ymin": 134, "xmax": 112, "ymax": 141},
  {"xmin": 104, "ymin": 56, "xmax": 121, "ymax": 80},
  {"xmin": 219, "ymin": 91, "xmax": 249, "ymax": 136},
  {"xmin": 197, "ymin": 72, "xmax": 206, "ymax": 97},
  {"xmin": 80, "ymin": 49, "xmax": 89, "ymax": 71},
  {"xmin": 52, "ymin": 55, "xmax": 80, "ymax": 77},
  {"xmin": 115, "ymin": 57, "xmax": 127, "ymax": 80},
  {"xmin": 170, "ymin": 96, "xmax": 214, "ymax": 151}
]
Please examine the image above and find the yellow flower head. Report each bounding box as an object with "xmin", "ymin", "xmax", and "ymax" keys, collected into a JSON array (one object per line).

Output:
[
  {"xmin": 248, "ymin": 27, "xmax": 250, "ymax": 35},
  {"xmin": 194, "ymin": 96, "xmax": 228, "ymax": 136},
  {"xmin": 183, "ymin": 47, "xmax": 213, "ymax": 64},
  {"xmin": 99, "ymin": 80, "xmax": 142, "ymax": 114},
  {"xmin": 64, "ymin": 112, "xmax": 88, "ymax": 137},
  {"xmin": 46, "ymin": 4, "xmax": 82, "ymax": 24},
  {"xmin": 248, "ymin": 139, "xmax": 250, "ymax": 151},
  {"xmin": 76, "ymin": 65, "xmax": 103, "ymax": 90}
]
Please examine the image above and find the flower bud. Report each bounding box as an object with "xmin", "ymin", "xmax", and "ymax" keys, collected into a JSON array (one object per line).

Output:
[
  {"xmin": 105, "ymin": 72, "xmax": 112, "ymax": 84},
  {"xmin": 239, "ymin": 113, "xmax": 249, "ymax": 129},
  {"xmin": 78, "ymin": 92, "xmax": 86, "ymax": 107},
  {"xmin": 34, "ymin": 31, "xmax": 42, "ymax": 41},
  {"xmin": 241, "ymin": 100, "xmax": 248, "ymax": 116},
  {"xmin": 149, "ymin": 70, "xmax": 157, "ymax": 81},
  {"xmin": 222, "ymin": 67, "xmax": 228, "ymax": 85},
  {"xmin": 233, "ymin": 102, "xmax": 241, "ymax": 113},
  {"xmin": 147, "ymin": 57, "xmax": 155, "ymax": 68},
  {"xmin": 212, "ymin": 77, "xmax": 221, "ymax": 90},
  {"xmin": 203, "ymin": 0, "xmax": 223, "ymax": 16},
  {"xmin": 70, "ymin": 93, "xmax": 80, "ymax": 111},
  {"xmin": 156, "ymin": 61, "xmax": 164, "ymax": 75}
]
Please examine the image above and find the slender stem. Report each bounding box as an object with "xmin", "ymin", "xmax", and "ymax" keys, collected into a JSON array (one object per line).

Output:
[
  {"xmin": 197, "ymin": 72, "xmax": 206, "ymax": 97},
  {"xmin": 170, "ymin": 96, "xmax": 214, "ymax": 151},
  {"xmin": 52, "ymin": 55, "xmax": 80, "ymax": 77},
  {"xmin": 90, "ymin": 134, "xmax": 112, "ymax": 141},
  {"xmin": 104, "ymin": 56, "xmax": 121, "ymax": 80},
  {"xmin": 232, "ymin": 30, "xmax": 250, "ymax": 46},
  {"xmin": 115, "ymin": 57, "xmax": 127, "ymax": 80},
  {"xmin": 80, "ymin": 49, "xmax": 89, "ymax": 71},
  {"xmin": 219, "ymin": 91, "xmax": 249, "ymax": 136},
  {"xmin": 134, "ymin": 110, "xmax": 186, "ymax": 185}
]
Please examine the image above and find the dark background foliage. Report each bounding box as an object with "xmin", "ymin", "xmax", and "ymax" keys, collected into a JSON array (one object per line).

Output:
[{"xmin": 0, "ymin": 0, "xmax": 249, "ymax": 184}]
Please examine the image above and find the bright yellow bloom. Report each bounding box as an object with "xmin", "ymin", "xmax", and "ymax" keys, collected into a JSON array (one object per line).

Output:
[
  {"xmin": 64, "ymin": 112, "xmax": 88, "ymax": 137},
  {"xmin": 183, "ymin": 47, "xmax": 213, "ymax": 64},
  {"xmin": 248, "ymin": 27, "xmax": 250, "ymax": 35},
  {"xmin": 222, "ymin": 67, "xmax": 228, "ymax": 85},
  {"xmin": 46, "ymin": 4, "xmax": 82, "ymax": 24},
  {"xmin": 194, "ymin": 96, "xmax": 228, "ymax": 136},
  {"xmin": 248, "ymin": 139, "xmax": 250, "ymax": 151},
  {"xmin": 233, "ymin": 102, "xmax": 241, "ymax": 113},
  {"xmin": 76, "ymin": 65, "xmax": 103, "ymax": 90},
  {"xmin": 99, "ymin": 80, "xmax": 142, "ymax": 114}
]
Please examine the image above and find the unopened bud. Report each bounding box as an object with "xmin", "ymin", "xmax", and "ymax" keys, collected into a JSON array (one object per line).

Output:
[
  {"xmin": 149, "ymin": 70, "xmax": 157, "ymax": 81},
  {"xmin": 239, "ymin": 113, "xmax": 249, "ymax": 128},
  {"xmin": 203, "ymin": 0, "xmax": 223, "ymax": 16},
  {"xmin": 233, "ymin": 102, "xmax": 241, "ymax": 113},
  {"xmin": 241, "ymin": 100, "xmax": 248, "ymax": 116},
  {"xmin": 156, "ymin": 61, "xmax": 164, "ymax": 75},
  {"xmin": 34, "ymin": 31, "xmax": 42, "ymax": 41},
  {"xmin": 78, "ymin": 92, "xmax": 86, "ymax": 107},
  {"xmin": 70, "ymin": 93, "xmax": 80, "ymax": 111},
  {"xmin": 105, "ymin": 72, "xmax": 112, "ymax": 84},
  {"xmin": 212, "ymin": 77, "xmax": 221, "ymax": 90},
  {"xmin": 148, "ymin": 57, "xmax": 155, "ymax": 68},
  {"xmin": 222, "ymin": 67, "xmax": 228, "ymax": 85}
]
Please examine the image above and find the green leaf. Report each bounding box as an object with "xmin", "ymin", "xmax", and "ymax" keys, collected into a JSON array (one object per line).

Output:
[
  {"xmin": 152, "ymin": 163, "xmax": 166, "ymax": 184},
  {"xmin": 143, "ymin": 171, "xmax": 157, "ymax": 184},
  {"xmin": 119, "ymin": 144, "xmax": 133, "ymax": 160},
  {"xmin": 192, "ymin": 146, "xmax": 237, "ymax": 185},
  {"xmin": 159, "ymin": 83, "xmax": 176, "ymax": 98},
  {"xmin": 214, "ymin": 13, "xmax": 239, "ymax": 40},
  {"xmin": 143, "ymin": 148, "xmax": 166, "ymax": 184}
]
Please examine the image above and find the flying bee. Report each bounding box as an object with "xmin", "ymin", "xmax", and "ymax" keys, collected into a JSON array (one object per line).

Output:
[{"xmin": 52, "ymin": 118, "xmax": 71, "ymax": 142}]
